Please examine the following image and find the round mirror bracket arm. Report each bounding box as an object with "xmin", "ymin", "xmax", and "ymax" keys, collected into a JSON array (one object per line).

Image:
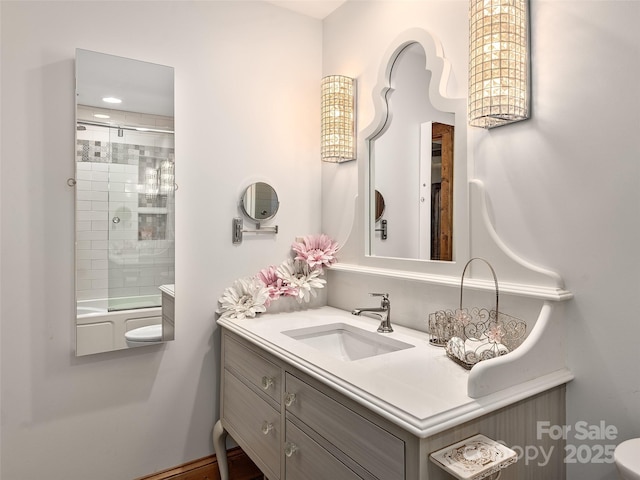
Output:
[{"xmin": 232, "ymin": 217, "xmax": 279, "ymax": 245}]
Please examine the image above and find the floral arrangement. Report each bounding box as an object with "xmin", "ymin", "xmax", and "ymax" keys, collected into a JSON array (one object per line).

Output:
[{"xmin": 218, "ymin": 234, "xmax": 339, "ymax": 320}]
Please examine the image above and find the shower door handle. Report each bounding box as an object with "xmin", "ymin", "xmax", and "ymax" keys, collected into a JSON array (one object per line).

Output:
[{"xmin": 112, "ymin": 216, "xmax": 121, "ymax": 224}]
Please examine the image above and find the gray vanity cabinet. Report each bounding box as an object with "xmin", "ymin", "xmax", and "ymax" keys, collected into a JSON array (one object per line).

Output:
[
  {"xmin": 223, "ymin": 373, "xmax": 281, "ymax": 477},
  {"xmin": 221, "ymin": 334, "xmax": 282, "ymax": 479},
  {"xmin": 284, "ymin": 421, "xmax": 362, "ymax": 480},
  {"xmin": 284, "ymin": 373, "xmax": 405, "ymax": 480},
  {"xmin": 219, "ymin": 329, "xmax": 412, "ymax": 480},
  {"xmin": 218, "ymin": 327, "xmax": 567, "ymax": 480}
]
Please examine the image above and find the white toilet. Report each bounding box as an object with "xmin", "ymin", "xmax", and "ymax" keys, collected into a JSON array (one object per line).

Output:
[
  {"xmin": 615, "ymin": 438, "xmax": 640, "ymax": 480},
  {"xmin": 125, "ymin": 324, "xmax": 163, "ymax": 347}
]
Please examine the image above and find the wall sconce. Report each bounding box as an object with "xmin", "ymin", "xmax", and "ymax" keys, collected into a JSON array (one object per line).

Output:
[
  {"xmin": 321, "ymin": 75, "xmax": 356, "ymax": 162},
  {"xmin": 468, "ymin": 0, "xmax": 530, "ymax": 128}
]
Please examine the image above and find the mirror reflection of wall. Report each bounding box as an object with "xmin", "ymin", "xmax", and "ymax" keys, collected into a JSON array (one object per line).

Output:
[
  {"xmin": 75, "ymin": 49, "xmax": 175, "ymax": 356},
  {"xmin": 370, "ymin": 43, "xmax": 454, "ymax": 261}
]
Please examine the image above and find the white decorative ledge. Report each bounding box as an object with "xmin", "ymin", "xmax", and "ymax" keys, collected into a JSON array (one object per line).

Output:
[{"xmin": 329, "ymin": 263, "xmax": 573, "ymax": 302}]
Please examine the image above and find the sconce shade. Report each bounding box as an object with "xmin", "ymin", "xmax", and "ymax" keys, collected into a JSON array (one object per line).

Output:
[
  {"xmin": 468, "ymin": 0, "xmax": 530, "ymax": 128},
  {"xmin": 321, "ymin": 75, "xmax": 356, "ymax": 162}
]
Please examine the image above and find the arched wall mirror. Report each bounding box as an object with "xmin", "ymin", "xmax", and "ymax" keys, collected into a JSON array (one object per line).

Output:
[
  {"xmin": 369, "ymin": 42, "xmax": 455, "ymax": 261},
  {"xmin": 362, "ymin": 30, "xmax": 468, "ymax": 272},
  {"xmin": 74, "ymin": 49, "xmax": 175, "ymax": 356}
]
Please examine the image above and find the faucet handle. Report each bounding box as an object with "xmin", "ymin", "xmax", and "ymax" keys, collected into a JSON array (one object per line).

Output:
[
  {"xmin": 369, "ymin": 293, "xmax": 389, "ymax": 299},
  {"xmin": 369, "ymin": 293, "xmax": 390, "ymax": 306}
]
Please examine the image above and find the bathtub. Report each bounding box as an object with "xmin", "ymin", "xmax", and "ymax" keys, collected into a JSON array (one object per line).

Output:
[
  {"xmin": 76, "ymin": 294, "xmax": 162, "ymax": 316},
  {"xmin": 76, "ymin": 296, "xmax": 163, "ymax": 356}
]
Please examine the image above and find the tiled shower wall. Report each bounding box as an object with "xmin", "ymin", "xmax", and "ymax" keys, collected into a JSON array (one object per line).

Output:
[{"xmin": 75, "ymin": 118, "xmax": 175, "ymax": 305}]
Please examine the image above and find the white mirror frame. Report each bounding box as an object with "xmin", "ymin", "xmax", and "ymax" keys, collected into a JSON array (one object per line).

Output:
[{"xmin": 333, "ymin": 29, "xmax": 570, "ymax": 299}]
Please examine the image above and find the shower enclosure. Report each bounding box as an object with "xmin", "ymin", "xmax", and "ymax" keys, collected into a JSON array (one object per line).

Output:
[
  {"xmin": 75, "ymin": 121, "xmax": 175, "ymax": 312},
  {"xmin": 75, "ymin": 49, "xmax": 175, "ymax": 355}
]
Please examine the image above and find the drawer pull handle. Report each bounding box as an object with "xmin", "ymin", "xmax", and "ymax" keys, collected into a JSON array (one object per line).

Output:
[
  {"xmin": 261, "ymin": 376, "xmax": 274, "ymax": 390},
  {"xmin": 261, "ymin": 421, "xmax": 274, "ymax": 435},
  {"xmin": 284, "ymin": 442, "xmax": 298, "ymax": 457},
  {"xmin": 284, "ymin": 392, "xmax": 297, "ymax": 407}
]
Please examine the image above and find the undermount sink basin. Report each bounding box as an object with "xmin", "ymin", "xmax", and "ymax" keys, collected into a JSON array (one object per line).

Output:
[{"xmin": 282, "ymin": 323, "xmax": 414, "ymax": 361}]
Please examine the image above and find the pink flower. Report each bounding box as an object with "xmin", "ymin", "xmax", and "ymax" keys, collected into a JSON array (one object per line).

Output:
[
  {"xmin": 456, "ymin": 310, "xmax": 471, "ymax": 326},
  {"xmin": 487, "ymin": 324, "xmax": 505, "ymax": 344},
  {"xmin": 257, "ymin": 265, "xmax": 289, "ymax": 305},
  {"xmin": 291, "ymin": 234, "xmax": 338, "ymax": 272},
  {"xmin": 279, "ymin": 284, "xmax": 300, "ymax": 298}
]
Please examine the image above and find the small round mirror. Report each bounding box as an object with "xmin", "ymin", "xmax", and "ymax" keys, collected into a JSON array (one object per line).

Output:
[
  {"xmin": 375, "ymin": 190, "xmax": 385, "ymax": 222},
  {"xmin": 241, "ymin": 182, "xmax": 279, "ymax": 222}
]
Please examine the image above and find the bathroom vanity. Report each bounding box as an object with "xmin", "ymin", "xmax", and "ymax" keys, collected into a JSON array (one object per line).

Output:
[
  {"xmin": 212, "ymin": 24, "xmax": 576, "ymax": 479},
  {"xmin": 214, "ymin": 306, "xmax": 572, "ymax": 479}
]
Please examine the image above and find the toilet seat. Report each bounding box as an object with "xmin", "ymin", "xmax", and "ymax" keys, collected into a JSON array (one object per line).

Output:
[
  {"xmin": 125, "ymin": 324, "xmax": 163, "ymax": 345},
  {"xmin": 615, "ymin": 438, "xmax": 640, "ymax": 480}
]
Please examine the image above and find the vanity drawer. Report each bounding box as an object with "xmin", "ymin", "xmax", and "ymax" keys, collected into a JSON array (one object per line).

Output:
[
  {"xmin": 285, "ymin": 373, "xmax": 405, "ymax": 480},
  {"xmin": 285, "ymin": 420, "xmax": 363, "ymax": 480},
  {"xmin": 223, "ymin": 372, "xmax": 281, "ymax": 479},
  {"xmin": 224, "ymin": 333, "xmax": 281, "ymax": 405}
]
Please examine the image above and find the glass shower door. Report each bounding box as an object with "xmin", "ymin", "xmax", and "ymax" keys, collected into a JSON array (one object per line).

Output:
[{"xmin": 107, "ymin": 127, "xmax": 175, "ymax": 312}]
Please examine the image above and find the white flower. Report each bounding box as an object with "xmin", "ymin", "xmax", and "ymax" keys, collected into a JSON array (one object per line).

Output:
[
  {"xmin": 276, "ymin": 259, "xmax": 326, "ymax": 303},
  {"xmin": 218, "ymin": 277, "xmax": 270, "ymax": 319}
]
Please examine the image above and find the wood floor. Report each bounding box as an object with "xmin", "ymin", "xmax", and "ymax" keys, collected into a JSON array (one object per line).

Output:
[{"xmin": 136, "ymin": 447, "xmax": 264, "ymax": 480}]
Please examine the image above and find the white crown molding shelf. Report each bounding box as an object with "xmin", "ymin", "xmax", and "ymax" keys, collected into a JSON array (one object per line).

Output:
[{"xmin": 329, "ymin": 263, "xmax": 573, "ymax": 302}]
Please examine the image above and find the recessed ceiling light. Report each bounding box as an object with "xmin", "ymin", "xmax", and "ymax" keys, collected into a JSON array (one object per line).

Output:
[
  {"xmin": 102, "ymin": 97, "xmax": 122, "ymax": 104},
  {"xmin": 94, "ymin": 114, "xmax": 110, "ymax": 119}
]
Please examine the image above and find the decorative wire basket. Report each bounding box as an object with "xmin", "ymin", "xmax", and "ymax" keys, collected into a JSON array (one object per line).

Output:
[
  {"xmin": 430, "ymin": 258, "xmax": 527, "ymax": 369},
  {"xmin": 428, "ymin": 309, "xmax": 456, "ymax": 346}
]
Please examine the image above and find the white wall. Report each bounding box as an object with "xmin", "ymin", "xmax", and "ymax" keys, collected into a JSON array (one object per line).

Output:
[
  {"xmin": 322, "ymin": 1, "xmax": 640, "ymax": 479},
  {"xmin": 0, "ymin": 2, "xmax": 321, "ymax": 479}
]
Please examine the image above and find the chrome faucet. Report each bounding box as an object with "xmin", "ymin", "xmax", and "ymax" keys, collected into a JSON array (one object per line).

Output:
[{"xmin": 351, "ymin": 293, "xmax": 393, "ymax": 333}]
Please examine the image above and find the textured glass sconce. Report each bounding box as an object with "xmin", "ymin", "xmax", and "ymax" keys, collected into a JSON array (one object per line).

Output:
[
  {"xmin": 468, "ymin": 0, "xmax": 530, "ymax": 128},
  {"xmin": 321, "ymin": 75, "xmax": 356, "ymax": 162}
]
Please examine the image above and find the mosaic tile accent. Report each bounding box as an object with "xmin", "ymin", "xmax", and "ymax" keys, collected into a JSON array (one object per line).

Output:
[
  {"xmin": 111, "ymin": 143, "xmax": 174, "ymax": 165},
  {"xmin": 76, "ymin": 140, "xmax": 174, "ymax": 166},
  {"xmin": 76, "ymin": 139, "xmax": 111, "ymax": 163}
]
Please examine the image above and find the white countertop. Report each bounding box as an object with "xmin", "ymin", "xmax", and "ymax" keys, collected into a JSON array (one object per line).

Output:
[
  {"xmin": 159, "ymin": 284, "xmax": 175, "ymax": 297},
  {"xmin": 217, "ymin": 305, "xmax": 571, "ymax": 438}
]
